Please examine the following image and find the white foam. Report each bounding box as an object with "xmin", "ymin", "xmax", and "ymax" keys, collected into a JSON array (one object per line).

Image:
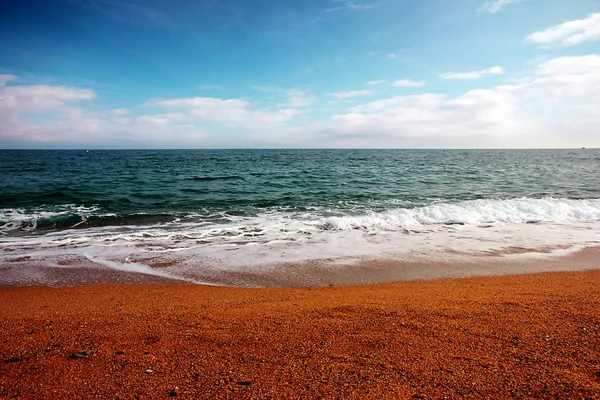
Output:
[
  {"xmin": 0, "ymin": 205, "xmax": 102, "ymax": 231},
  {"xmin": 318, "ymin": 198, "xmax": 600, "ymax": 230},
  {"xmin": 1, "ymin": 197, "xmax": 600, "ymax": 285},
  {"xmin": 82, "ymin": 254, "xmax": 195, "ymax": 282}
]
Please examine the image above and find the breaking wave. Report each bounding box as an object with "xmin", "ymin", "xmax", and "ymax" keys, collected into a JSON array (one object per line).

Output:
[
  {"xmin": 2, "ymin": 197, "xmax": 600, "ymax": 235},
  {"xmin": 317, "ymin": 198, "xmax": 600, "ymax": 230}
]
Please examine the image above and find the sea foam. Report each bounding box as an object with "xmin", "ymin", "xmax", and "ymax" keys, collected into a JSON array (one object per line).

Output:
[
  {"xmin": 317, "ymin": 198, "xmax": 600, "ymax": 230},
  {"xmin": 1, "ymin": 197, "xmax": 600, "ymax": 287}
]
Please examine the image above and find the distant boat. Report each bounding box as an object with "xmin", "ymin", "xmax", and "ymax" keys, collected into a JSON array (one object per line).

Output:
[
  {"xmin": 582, "ymin": 147, "xmax": 586, "ymax": 149},
  {"xmin": 86, "ymin": 150, "xmax": 90, "ymax": 153}
]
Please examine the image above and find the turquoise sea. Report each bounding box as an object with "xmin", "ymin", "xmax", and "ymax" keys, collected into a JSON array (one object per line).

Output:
[{"xmin": 1, "ymin": 149, "xmax": 600, "ymax": 286}]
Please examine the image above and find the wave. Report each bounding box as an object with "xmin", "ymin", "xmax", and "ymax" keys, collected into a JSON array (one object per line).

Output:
[
  {"xmin": 317, "ymin": 198, "xmax": 600, "ymax": 230},
  {"xmin": 2, "ymin": 197, "xmax": 600, "ymax": 234},
  {"xmin": 2, "ymin": 197, "xmax": 600, "ymax": 286},
  {"xmin": 0, "ymin": 208, "xmax": 185, "ymax": 232},
  {"xmin": 0, "ymin": 205, "xmax": 102, "ymax": 232},
  {"xmin": 189, "ymin": 176, "xmax": 241, "ymax": 181}
]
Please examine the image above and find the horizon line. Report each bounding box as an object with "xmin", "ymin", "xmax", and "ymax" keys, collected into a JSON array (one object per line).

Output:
[{"xmin": 0, "ymin": 147, "xmax": 596, "ymax": 151}]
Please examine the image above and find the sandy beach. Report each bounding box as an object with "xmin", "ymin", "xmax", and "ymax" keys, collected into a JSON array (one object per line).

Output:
[{"xmin": 1, "ymin": 269, "xmax": 599, "ymax": 399}]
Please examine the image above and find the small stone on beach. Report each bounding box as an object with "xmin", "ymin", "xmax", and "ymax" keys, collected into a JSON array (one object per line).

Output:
[{"xmin": 69, "ymin": 352, "xmax": 89, "ymax": 359}]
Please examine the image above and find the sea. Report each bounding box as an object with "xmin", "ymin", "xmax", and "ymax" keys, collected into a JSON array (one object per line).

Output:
[{"xmin": 1, "ymin": 149, "xmax": 600, "ymax": 286}]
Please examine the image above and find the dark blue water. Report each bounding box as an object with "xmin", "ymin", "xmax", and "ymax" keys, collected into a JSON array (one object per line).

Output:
[{"xmin": 1, "ymin": 149, "xmax": 599, "ymax": 231}]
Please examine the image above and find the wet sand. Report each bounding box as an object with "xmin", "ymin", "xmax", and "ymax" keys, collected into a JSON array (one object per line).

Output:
[
  {"xmin": 2, "ymin": 246, "xmax": 600, "ymax": 288},
  {"xmin": 1, "ymin": 270, "xmax": 600, "ymax": 399}
]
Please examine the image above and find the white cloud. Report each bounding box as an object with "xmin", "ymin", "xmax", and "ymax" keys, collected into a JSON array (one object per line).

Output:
[
  {"xmin": 287, "ymin": 95, "xmax": 315, "ymax": 108},
  {"xmin": 534, "ymin": 55, "xmax": 600, "ymax": 76},
  {"xmin": 0, "ymin": 80, "xmax": 98, "ymax": 146},
  {"xmin": 147, "ymin": 96, "xmax": 246, "ymax": 109},
  {"xmin": 0, "ymin": 79, "xmax": 282, "ymax": 148},
  {"xmin": 145, "ymin": 96, "xmax": 299, "ymax": 126},
  {"xmin": 365, "ymin": 80, "xmax": 385, "ymax": 86},
  {"xmin": 392, "ymin": 79, "xmax": 426, "ymax": 87},
  {"xmin": 525, "ymin": 13, "xmax": 600, "ymax": 48},
  {"xmin": 349, "ymin": 94, "xmax": 444, "ymax": 113},
  {"xmin": 0, "ymin": 84, "xmax": 96, "ymax": 111},
  {"xmin": 330, "ymin": 90, "xmax": 376, "ymax": 99},
  {"xmin": 387, "ymin": 53, "xmax": 397, "ymax": 59},
  {"xmin": 505, "ymin": 55, "xmax": 600, "ymax": 101},
  {"xmin": 322, "ymin": 55, "xmax": 600, "ymax": 147},
  {"xmin": 440, "ymin": 66, "xmax": 504, "ymax": 80},
  {"xmin": 329, "ymin": 0, "xmax": 385, "ymax": 11},
  {"xmin": 477, "ymin": 0, "xmax": 522, "ymax": 14},
  {"xmin": 112, "ymin": 108, "xmax": 129, "ymax": 115},
  {"xmin": 329, "ymin": 88, "xmax": 522, "ymax": 146},
  {"xmin": 0, "ymin": 79, "xmax": 211, "ymax": 148},
  {"xmin": 284, "ymin": 89, "xmax": 316, "ymax": 108},
  {"xmin": 252, "ymin": 86, "xmax": 316, "ymax": 108},
  {"xmin": 137, "ymin": 113, "xmax": 189, "ymax": 125}
]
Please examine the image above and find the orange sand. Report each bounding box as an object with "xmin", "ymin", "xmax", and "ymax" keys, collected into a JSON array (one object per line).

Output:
[{"xmin": 1, "ymin": 271, "xmax": 599, "ymax": 399}]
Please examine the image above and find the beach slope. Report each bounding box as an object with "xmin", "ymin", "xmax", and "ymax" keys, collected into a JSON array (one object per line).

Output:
[{"xmin": 1, "ymin": 271, "xmax": 599, "ymax": 399}]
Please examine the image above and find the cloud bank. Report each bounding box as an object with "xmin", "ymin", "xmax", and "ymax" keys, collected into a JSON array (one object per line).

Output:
[
  {"xmin": 323, "ymin": 55, "xmax": 600, "ymax": 147},
  {"xmin": 1, "ymin": 55, "xmax": 599, "ymax": 148}
]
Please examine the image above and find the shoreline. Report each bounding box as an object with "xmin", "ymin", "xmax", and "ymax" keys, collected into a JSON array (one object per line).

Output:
[
  {"xmin": 1, "ymin": 245, "xmax": 600, "ymax": 288},
  {"xmin": 1, "ymin": 270, "xmax": 600, "ymax": 398}
]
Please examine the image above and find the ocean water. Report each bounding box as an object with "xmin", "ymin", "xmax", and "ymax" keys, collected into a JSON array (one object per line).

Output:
[{"xmin": 1, "ymin": 149, "xmax": 600, "ymax": 286}]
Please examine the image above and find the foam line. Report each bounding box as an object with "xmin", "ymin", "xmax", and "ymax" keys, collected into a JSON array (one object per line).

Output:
[{"xmin": 83, "ymin": 254, "xmax": 191, "ymax": 282}]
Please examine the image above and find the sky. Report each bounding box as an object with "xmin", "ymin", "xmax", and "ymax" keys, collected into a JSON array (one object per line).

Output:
[{"xmin": 0, "ymin": 0, "xmax": 599, "ymax": 149}]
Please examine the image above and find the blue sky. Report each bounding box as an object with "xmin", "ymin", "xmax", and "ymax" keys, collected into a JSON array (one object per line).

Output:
[{"xmin": 1, "ymin": 0, "xmax": 599, "ymax": 148}]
